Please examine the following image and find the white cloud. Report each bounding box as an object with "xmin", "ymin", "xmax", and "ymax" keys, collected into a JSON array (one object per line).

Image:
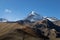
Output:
[{"xmin": 4, "ymin": 9, "xmax": 12, "ymax": 13}]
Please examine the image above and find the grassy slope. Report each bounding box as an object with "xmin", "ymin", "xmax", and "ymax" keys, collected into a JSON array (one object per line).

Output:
[
  {"xmin": 0, "ymin": 22, "xmax": 60, "ymax": 40},
  {"xmin": 0, "ymin": 22, "xmax": 22, "ymax": 36}
]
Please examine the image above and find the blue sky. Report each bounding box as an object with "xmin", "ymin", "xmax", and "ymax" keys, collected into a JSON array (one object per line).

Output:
[{"xmin": 0, "ymin": 0, "xmax": 60, "ymax": 21}]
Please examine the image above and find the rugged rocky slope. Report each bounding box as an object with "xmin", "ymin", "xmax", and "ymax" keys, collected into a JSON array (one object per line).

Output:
[
  {"xmin": 0, "ymin": 11, "xmax": 60, "ymax": 40},
  {"xmin": 0, "ymin": 19, "xmax": 60, "ymax": 40}
]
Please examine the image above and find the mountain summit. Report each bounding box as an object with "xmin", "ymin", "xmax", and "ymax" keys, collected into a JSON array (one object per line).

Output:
[{"xmin": 25, "ymin": 11, "xmax": 43, "ymax": 22}]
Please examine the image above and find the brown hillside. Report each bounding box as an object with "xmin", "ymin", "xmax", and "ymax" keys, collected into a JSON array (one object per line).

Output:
[{"xmin": 0, "ymin": 19, "xmax": 60, "ymax": 40}]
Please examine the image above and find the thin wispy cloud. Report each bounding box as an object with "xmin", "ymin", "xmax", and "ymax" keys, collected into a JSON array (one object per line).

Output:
[{"xmin": 4, "ymin": 9, "xmax": 12, "ymax": 13}]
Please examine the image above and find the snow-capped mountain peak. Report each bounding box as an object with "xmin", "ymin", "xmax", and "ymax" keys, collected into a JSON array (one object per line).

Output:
[
  {"xmin": 29, "ymin": 11, "xmax": 40, "ymax": 16},
  {"xmin": 0, "ymin": 18, "xmax": 8, "ymax": 22},
  {"xmin": 29, "ymin": 11, "xmax": 35, "ymax": 15},
  {"xmin": 25, "ymin": 11, "xmax": 43, "ymax": 22},
  {"xmin": 43, "ymin": 16, "xmax": 58, "ymax": 22}
]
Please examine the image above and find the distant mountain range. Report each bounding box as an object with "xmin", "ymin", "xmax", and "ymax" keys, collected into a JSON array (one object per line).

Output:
[
  {"xmin": 0, "ymin": 18, "xmax": 8, "ymax": 22},
  {"xmin": 0, "ymin": 11, "xmax": 59, "ymax": 23},
  {"xmin": 17, "ymin": 11, "xmax": 59, "ymax": 23}
]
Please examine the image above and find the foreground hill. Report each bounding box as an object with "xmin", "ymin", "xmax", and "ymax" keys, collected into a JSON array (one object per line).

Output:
[
  {"xmin": 0, "ymin": 19, "xmax": 60, "ymax": 40},
  {"xmin": 0, "ymin": 22, "xmax": 42, "ymax": 40}
]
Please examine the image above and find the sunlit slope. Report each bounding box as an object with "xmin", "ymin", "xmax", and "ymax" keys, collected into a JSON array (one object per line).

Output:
[
  {"xmin": 0, "ymin": 22, "xmax": 23, "ymax": 36},
  {"xmin": 0, "ymin": 22, "xmax": 37, "ymax": 37}
]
